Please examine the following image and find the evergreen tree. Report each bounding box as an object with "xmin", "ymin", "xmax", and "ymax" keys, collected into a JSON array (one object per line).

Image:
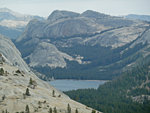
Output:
[
  {"xmin": 25, "ymin": 88, "xmax": 30, "ymax": 96},
  {"xmin": 29, "ymin": 78, "xmax": 33, "ymax": 85},
  {"xmin": 25, "ymin": 105, "xmax": 30, "ymax": 113},
  {"xmin": 5, "ymin": 109, "xmax": 8, "ymax": 113},
  {"xmin": 52, "ymin": 90, "xmax": 55, "ymax": 97},
  {"xmin": 48, "ymin": 108, "xmax": 52, "ymax": 113},
  {"xmin": 91, "ymin": 110, "xmax": 96, "ymax": 113},
  {"xmin": 0, "ymin": 68, "xmax": 4, "ymax": 75},
  {"xmin": 67, "ymin": 104, "xmax": 71, "ymax": 113},
  {"xmin": 75, "ymin": 108, "xmax": 78, "ymax": 113},
  {"xmin": 54, "ymin": 107, "xmax": 57, "ymax": 113},
  {"xmin": 2, "ymin": 95, "xmax": 5, "ymax": 100},
  {"xmin": 16, "ymin": 69, "xmax": 21, "ymax": 73}
]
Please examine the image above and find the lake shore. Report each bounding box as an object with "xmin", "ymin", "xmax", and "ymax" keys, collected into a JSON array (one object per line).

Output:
[
  {"xmin": 50, "ymin": 79, "xmax": 109, "ymax": 82},
  {"xmin": 49, "ymin": 79, "xmax": 108, "ymax": 91}
]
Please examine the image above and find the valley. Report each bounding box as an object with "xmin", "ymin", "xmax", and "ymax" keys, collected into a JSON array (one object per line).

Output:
[
  {"xmin": 0, "ymin": 34, "xmax": 98, "ymax": 113},
  {"xmin": 0, "ymin": 2, "xmax": 150, "ymax": 112}
]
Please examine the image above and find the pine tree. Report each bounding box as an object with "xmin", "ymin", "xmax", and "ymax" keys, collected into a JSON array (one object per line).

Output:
[
  {"xmin": 29, "ymin": 78, "xmax": 33, "ymax": 85},
  {"xmin": 5, "ymin": 109, "xmax": 8, "ymax": 113},
  {"xmin": 75, "ymin": 108, "xmax": 78, "ymax": 113},
  {"xmin": 2, "ymin": 95, "xmax": 5, "ymax": 100},
  {"xmin": 48, "ymin": 108, "xmax": 52, "ymax": 113},
  {"xmin": 91, "ymin": 110, "xmax": 96, "ymax": 113},
  {"xmin": 0, "ymin": 68, "xmax": 4, "ymax": 75},
  {"xmin": 25, "ymin": 105, "xmax": 30, "ymax": 113},
  {"xmin": 25, "ymin": 88, "xmax": 30, "ymax": 96},
  {"xmin": 54, "ymin": 107, "xmax": 57, "ymax": 113},
  {"xmin": 52, "ymin": 90, "xmax": 55, "ymax": 97},
  {"xmin": 67, "ymin": 104, "xmax": 71, "ymax": 113}
]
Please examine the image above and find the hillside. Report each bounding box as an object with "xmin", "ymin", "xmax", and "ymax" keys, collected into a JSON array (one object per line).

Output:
[
  {"xmin": 0, "ymin": 25, "xmax": 23, "ymax": 39},
  {"xmin": 0, "ymin": 34, "xmax": 99, "ymax": 113},
  {"xmin": 65, "ymin": 57, "xmax": 150, "ymax": 113},
  {"xmin": 15, "ymin": 10, "xmax": 150, "ymax": 80},
  {"xmin": 0, "ymin": 34, "xmax": 30, "ymax": 72}
]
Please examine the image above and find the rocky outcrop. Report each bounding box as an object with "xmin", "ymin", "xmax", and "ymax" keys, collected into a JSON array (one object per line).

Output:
[
  {"xmin": 25, "ymin": 42, "xmax": 84, "ymax": 68},
  {"xmin": 27, "ymin": 42, "xmax": 72, "ymax": 68},
  {"xmin": 131, "ymin": 27, "xmax": 150, "ymax": 47},
  {"xmin": 47, "ymin": 10, "xmax": 80, "ymax": 23},
  {"xmin": 83, "ymin": 24, "xmax": 147, "ymax": 48},
  {"xmin": 16, "ymin": 17, "xmax": 103, "ymax": 42},
  {"xmin": 81, "ymin": 10, "xmax": 110, "ymax": 19},
  {"xmin": 0, "ymin": 34, "xmax": 30, "ymax": 73}
]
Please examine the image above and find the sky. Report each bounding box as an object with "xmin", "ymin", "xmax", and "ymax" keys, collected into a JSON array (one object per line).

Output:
[{"xmin": 0, "ymin": 0, "xmax": 150, "ymax": 17}]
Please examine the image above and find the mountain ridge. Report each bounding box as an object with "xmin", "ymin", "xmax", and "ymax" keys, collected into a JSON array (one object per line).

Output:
[
  {"xmin": 125, "ymin": 14, "xmax": 150, "ymax": 22},
  {"xmin": 15, "ymin": 10, "xmax": 150, "ymax": 80}
]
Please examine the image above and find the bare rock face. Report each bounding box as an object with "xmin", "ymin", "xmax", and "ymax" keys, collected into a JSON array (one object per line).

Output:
[
  {"xmin": 16, "ymin": 17, "xmax": 101, "ymax": 42},
  {"xmin": 131, "ymin": 28, "xmax": 150, "ymax": 47},
  {"xmin": 0, "ymin": 34, "xmax": 30, "ymax": 73},
  {"xmin": 47, "ymin": 10, "xmax": 80, "ymax": 23},
  {"xmin": 81, "ymin": 10, "xmax": 110, "ymax": 19},
  {"xmin": 26, "ymin": 42, "xmax": 83, "ymax": 68},
  {"xmin": 28, "ymin": 42, "xmax": 70, "ymax": 68},
  {"xmin": 83, "ymin": 24, "xmax": 147, "ymax": 48}
]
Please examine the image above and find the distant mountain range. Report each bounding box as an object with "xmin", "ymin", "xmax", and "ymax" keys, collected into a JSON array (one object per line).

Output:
[
  {"xmin": 14, "ymin": 10, "xmax": 150, "ymax": 80},
  {"xmin": 125, "ymin": 14, "xmax": 150, "ymax": 22},
  {"xmin": 0, "ymin": 8, "xmax": 44, "ymax": 39},
  {"xmin": 0, "ymin": 8, "xmax": 44, "ymax": 23}
]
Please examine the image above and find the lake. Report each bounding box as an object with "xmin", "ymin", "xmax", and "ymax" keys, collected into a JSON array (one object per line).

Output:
[{"xmin": 49, "ymin": 80, "xmax": 107, "ymax": 91}]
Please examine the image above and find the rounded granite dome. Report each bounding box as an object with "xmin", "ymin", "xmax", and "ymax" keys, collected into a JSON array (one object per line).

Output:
[{"xmin": 47, "ymin": 10, "xmax": 80, "ymax": 22}]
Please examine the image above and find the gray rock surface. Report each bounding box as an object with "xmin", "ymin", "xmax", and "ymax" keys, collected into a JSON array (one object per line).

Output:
[
  {"xmin": 27, "ymin": 42, "xmax": 83, "ymax": 68},
  {"xmin": 83, "ymin": 24, "xmax": 147, "ymax": 48},
  {"xmin": 47, "ymin": 10, "xmax": 80, "ymax": 23},
  {"xmin": 81, "ymin": 10, "xmax": 110, "ymax": 19},
  {"xmin": 28, "ymin": 42, "xmax": 70, "ymax": 68},
  {"xmin": 131, "ymin": 27, "xmax": 150, "ymax": 47},
  {"xmin": 0, "ymin": 34, "xmax": 30, "ymax": 72}
]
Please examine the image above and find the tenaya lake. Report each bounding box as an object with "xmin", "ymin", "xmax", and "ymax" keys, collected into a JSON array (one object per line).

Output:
[{"xmin": 49, "ymin": 80, "xmax": 107, "ymax": 91}]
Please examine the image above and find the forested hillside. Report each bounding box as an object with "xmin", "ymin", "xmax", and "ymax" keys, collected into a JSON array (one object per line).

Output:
[{"xmin": 65, "ymin": 57, "xmax": 150, "ymax": 113}]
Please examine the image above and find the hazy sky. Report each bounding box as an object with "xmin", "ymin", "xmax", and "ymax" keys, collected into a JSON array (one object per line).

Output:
[{"xmin": 0, "ymin": 0, "xmax": 150, "ymax": 17}]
